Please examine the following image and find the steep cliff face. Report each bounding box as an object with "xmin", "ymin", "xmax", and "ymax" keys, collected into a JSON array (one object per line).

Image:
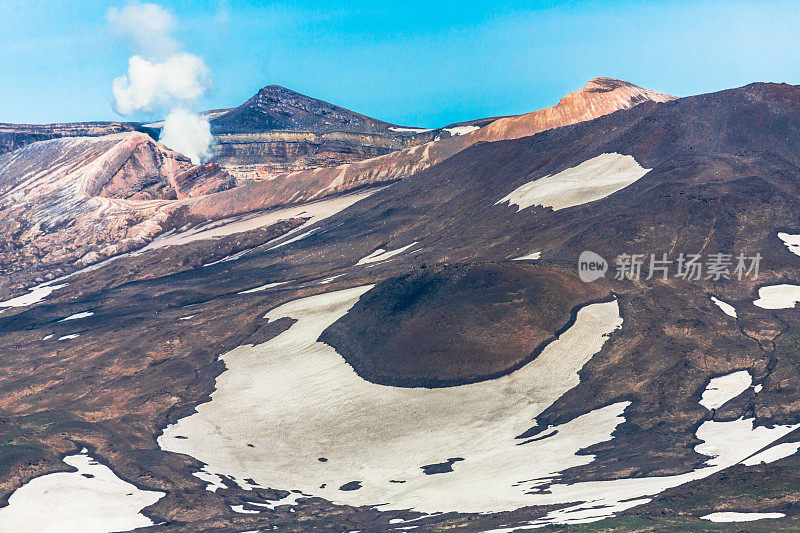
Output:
[
  {"xmin": 208, "ymin": 85, "xmax": 431, "ymax": 180},
  {"xmin": 0, "ymin": 122, "xmax": 157, "ymax": 156},
  {"xmin": 191, "ymin": 78, "xmax": 673, "ymax": 219},
  {"xmin": 0, "ymin": 132, "xmax": 233, "ymax": 283}
]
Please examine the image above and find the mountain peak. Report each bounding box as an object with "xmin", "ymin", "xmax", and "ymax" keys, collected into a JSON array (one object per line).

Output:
[
  {"xmin": 582, "ymin": 77, "xmax": 639, "ymax": 92},
  {"xmin": 472, "ymin": 78, "xmax": 673, "ymax": 143},
  {"xmin": 211, "ymin": 84, "xmax": 399, "ymax": 134}
]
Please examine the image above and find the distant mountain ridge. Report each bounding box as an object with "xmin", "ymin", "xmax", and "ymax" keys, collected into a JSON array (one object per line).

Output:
[
  {"xmin": 0, "ymin": 77, "xmax": 670, "ymax": 292},
  {"xmin": 210, "ymin": 85, "xmax": 409, "ymax": 135},
  {"xmin": 189, "ymin": 77, "xmax": 674, "ymax": 219},
  {"xmin": 0, "ymin": 121, "xmax": 157, "ymax": 156}
]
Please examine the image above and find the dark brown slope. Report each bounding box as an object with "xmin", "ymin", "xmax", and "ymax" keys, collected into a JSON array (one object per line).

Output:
[{"xmin": 319, "ymin": 263, "xmax": 609, "ymax": 387}]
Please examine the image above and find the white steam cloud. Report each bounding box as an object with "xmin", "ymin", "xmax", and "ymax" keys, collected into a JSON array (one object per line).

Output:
[
  {"xmin": 159, "ymin": 108, "xmax": 214, "ymax": 164},
  {"xmin": 107, "ymin": 2, "xmax": 178, "ymax": 59},
  {"xmin": 108, "ymin": 2, "xmax": 214, "ymax": 164},
  {"xmin": 112, "ymin": 54, "xmax": 210, "ymax": 115}
]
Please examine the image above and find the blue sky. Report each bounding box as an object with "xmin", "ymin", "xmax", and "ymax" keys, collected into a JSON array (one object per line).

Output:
[{"xmin": 2, "ymin": 0, "xmax": 800, "ymax": 127}]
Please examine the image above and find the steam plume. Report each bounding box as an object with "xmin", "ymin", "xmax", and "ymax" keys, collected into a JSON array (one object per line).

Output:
[
  {"xmin": 108, "ymin": 2, "xmax": 213, "ymax": 164},
  {"xmin": 159, "ymin": 108, "xmax": 214, "ymax": 165}
]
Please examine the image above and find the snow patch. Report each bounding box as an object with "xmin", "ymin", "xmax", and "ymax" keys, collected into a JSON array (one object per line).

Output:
[
  {"xmin": 512, "ymin": 251, "xmax": 541, "ymax": 261},
  {"xmin": 0, "ymin": 283, "xmax": 67, "ymax": 308},
  {"xmin": 778, "ymin": 232, "xmax": 800, "ymax": 257},
  {"xmin": 193, "ymin": 469, "xmax": 227, "ymax": 492},
  {"xmin": 496, "ymin": 153, "xmax": 650, "ymax": 212},
  {"xmin": 444, "ymin": 125, "xmax": 479, "ymax": 136},
  {"xmin": 710, "ymin": 296, "xmax": 737, "ymax": 318},
  {"xmin": 389, "ymin": 127, "xmax": 431, "ymax": 133},
  {"xmin": 753, "ymin": 284, "xmax": 800, "ymax": 309},
  {"xmin": 159, "ymin": 287, "xmax": 624, "ymax": 513},
  {"xmin": 238, "ymin": 282, "xmax": 288, "ymax": 294},
  {"xmin": 230, "ymin": 505, "xmax": 260, "ymax": 514},
  {"xmin": 0, "ymin": 448, "xmax": 164, "ymax": 532},
  {"xmin": 357, "ymin": 242, "xmax": 418, "ymax": 265},
  {"xmin": 700, "ymin": 371, "xmax": 752, "ymax": 410},
  {"xmin": 58, "ymin": 311, "xmax": 94, "ymax": 322},
  {"xmin": 701, "ymin": 512, "xmax": 785, "ymax": 523}
]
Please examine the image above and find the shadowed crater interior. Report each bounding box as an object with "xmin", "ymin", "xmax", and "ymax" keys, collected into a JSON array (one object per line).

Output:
[{"xmin": 319, "ymin": 262, "xmax": 609, "ymax": 387}]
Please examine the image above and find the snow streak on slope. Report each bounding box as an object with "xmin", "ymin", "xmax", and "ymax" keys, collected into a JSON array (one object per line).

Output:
[
  {"xmin": 701, "ymin": 512, "xmax": 785, "ymax": 523},
  {"xmin": 496, "ymin": 153, "xmax": 650, "ymax": 212},
  {"xmin": 139, "ymin": 188, "xmax": 378, "ymax": 252},
  {"xmin": 160, "ymin": 286, "xmax": 624, "ymax": 513},
  {"xmin": 356, "ymin": 242, "xmax": 419, "ymax": 265},
  {"xmin": 512, "ymin": 251, "xmax": 541, "ymax": 261},
  {"xmin": 742, "ymin": 442, "xmax": 800, "ymax": 466},
  {"xmin": 0, "ymin": 448, "xmax": 164, "ymax": 532},
  {"xmin": 710, "ymin": 296, "xmax": 737, "ymax": 318}
]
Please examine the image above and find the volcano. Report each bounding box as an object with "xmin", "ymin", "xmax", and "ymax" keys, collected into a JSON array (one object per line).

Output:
[{"xmin": 3, "ymin": 79, "xmax": 800, "ymax": 531}]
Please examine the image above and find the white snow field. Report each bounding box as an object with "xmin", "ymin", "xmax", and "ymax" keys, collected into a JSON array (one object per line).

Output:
[
  {"xmin": 701, "ymin": 512, "xmax": 785, "ymax": 523},
  {"xmin": 495, "ymin": 153, "xmax": 650, "ymax": 212},
  {"xmin": 58, "ymin": 311, "xmax": 94, "ymax": 322},
  {"xmin": 160, "ymin": 286, "xmax": 625, "ymax": 514},
  {"xmin": 237, "ymin": 281, "xmax": 289, "ymax": 294},
  {"xmin": 356, "ymin": 242, "xmax": 419, "ymax": 265},
  {"xmin": 710, "ymin": 296, "xmax": 737, "ymax": 318},
  {"xmin": 753, "ymin": 284, "xmax": 800, "ymax": 309},
  {"xmin": 700, "ymin": 370, "xmax": 752, "ymax": 410},
  {"xmin": 0, "ymin": 448, "xmax": 164, "ymax": 533},
  {"xmin": 389, "ymin": 127, "xmax": 432, "ymax": 133},
  {"xmin": 0, "ymin": 282, "xmax": 67, "ymax": 308},
  {"xmin": 159, "ymin": 287, "xmax": 800, "ymax": 525},
  {"xmin": 480, "ymin": 371, "xmax": 800, "ymax": 530},
  {"xmin": 778, "ymin": 232, "xmax": 800, "ymax": 257},
  {"xmin": 444, "ymin": 125, "xmax": 480, "ymax": 136},
  {"xmin": 512, "ymin": 251, "xmax": 541, "ymax": 261},
  {"xmin": 742, "ymin": 441, "xmax": 800, "ymax": 466}
]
